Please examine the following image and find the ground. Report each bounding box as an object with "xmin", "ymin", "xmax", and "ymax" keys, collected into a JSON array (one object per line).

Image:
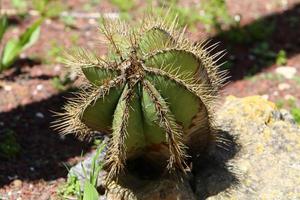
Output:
[{"xmin": 0, "ymin": 0, "xmax": 299, "ymax": 199}]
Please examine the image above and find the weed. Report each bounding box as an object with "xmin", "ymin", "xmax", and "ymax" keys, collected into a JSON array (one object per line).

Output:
[
  {"xmin": 250, "ymin": 42, "xmax": 276, "ymax": 71},
  {"xmin": 275, "ymin": 99, "xmax": 284, "ymax": 109},
  {"xmin": 148, "ymin": 0, "xmax": 232, "ymax": 31},
  {"xmin": 111, "ymin": 0, "xmax": 135, "ymax": 12},
  {"xmin": 0, "ymin": 16, "xmax": 42, "ymax": 72},
  {"xmin": 32, "ymin": 0, "xmax": 65, "ymax": 18},
  {"xmin": 291, "ymin": 108, "xmax": 300, "ymax": 124},
  {"xmin": 292, "ymin": 76, "xmax": 300, "ymax": 85},
  {"xmin": 223, "ymin": 19, "xmax": 275, "ymax": 44},
  {"xmin": 60, "ymin": 15, "xmax": 76, "ymax": 28},
  {"xmin": 58, "ymin": 175, "xmax": 82, "ymax": 199},
  {"xmin": 12, "ymin": 0, "xmax": 28, "ymax": 13},
  {"xmin": 275, "ymin": 98, "xmax": 300, "ymax": 124},
  {"xmin": 275, "ymin": 50, "xmax": 287, "ymax": 65},
  {"xmin": 262, "ymin": 72, "xmax": 284, "ymax": 82},
  {"xmin": 110, "ymin": 0, "xmax": 135, "ymax": 21},
  {"xmin": 0, "ymin": 129, "xmax": 21, "ymax": 158},
  {"xmin": 58, "ymin": 142, "xmax": 105, "ymax": 199},
  {"xmin": 47, "ymin": 40, "xmax": 64, "ymax": 63}
]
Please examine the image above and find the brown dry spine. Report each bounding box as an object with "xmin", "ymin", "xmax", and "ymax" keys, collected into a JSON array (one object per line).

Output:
[{"xmin": 105, "ymin": 85, "xmax": 133, "ymax": 180}]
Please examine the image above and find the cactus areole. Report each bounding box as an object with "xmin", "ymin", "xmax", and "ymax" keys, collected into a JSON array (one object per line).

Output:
[{"xmin": 54, "ymin": 15, "xmax": 226, "ymax": 180}]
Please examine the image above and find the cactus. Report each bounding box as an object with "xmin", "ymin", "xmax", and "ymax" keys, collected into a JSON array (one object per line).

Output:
[{"xmin": 54, "ymin": 14, "xmax": 226, "ymax": 180}]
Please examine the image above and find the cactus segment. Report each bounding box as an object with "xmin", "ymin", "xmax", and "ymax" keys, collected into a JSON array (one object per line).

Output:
[
  {"xmin": 141, "ymin": 86, "xmax": 166, "ymax": 145},
  {"xmin": 145, "ymin": 50, "xmax": 210, "ymax": 84},
  {"xmin": 81, "ymin": 83, "xmax": 124, "ymax": 133},
  {"xmin": 82, "ymin": 67, "xmax": 119, "ymax": 86},
  {"xmin": 146, "ymin": 74, "xmax": 204, "ymax": 131},
  {"xmin": 139, "ymin": 27, "xmax": 175, "ymax": 54},
  {"xmin": 142, "ymin": 80, "xmax": 187, "ymax": 170},
  {"xmin": 107, "ymin": 84, "xmax": 146, "ymax": 177},
  {"xmin": 122, "ymin": 84, "xmax": 146, "ymax": 157}
]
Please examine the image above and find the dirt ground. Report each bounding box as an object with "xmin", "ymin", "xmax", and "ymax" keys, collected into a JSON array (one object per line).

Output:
[{"xmin": 0, "ymin": 0, "xmax": 300, "ymax": 199}]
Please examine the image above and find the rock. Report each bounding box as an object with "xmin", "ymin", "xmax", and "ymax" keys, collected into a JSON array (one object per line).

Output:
[
  {"xmin": 275, "ymin": 66, "xmax": 297, "ymax": 79},
  {"xmin": 68, "ymin": 96, "xmax": 300, "ymax": 200},
  {"xmin": 12, "ymin": 179, "xmax": 22, "ymax": 189},
  {"xmin": 278, "ymin": 82, "xmax": 290, "ymax": 90},
  {"xmin": 207, "ymin": 96, "xmax": 300, "ymax": 199}
]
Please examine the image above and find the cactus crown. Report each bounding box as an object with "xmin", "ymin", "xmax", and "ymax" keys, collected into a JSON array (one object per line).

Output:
[{"xmin": 54, "ymin": 13, "xmax": 227, "ymax": 180}]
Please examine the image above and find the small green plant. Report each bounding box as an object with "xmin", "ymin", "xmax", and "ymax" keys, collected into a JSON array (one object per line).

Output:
[
  {"xmin": 54, "ymin": 14, "xmax": 225, "ymax": 181},
  {"xmin": 111, "ymin": 0, "xmax": 135, "ymax": 12},
  {"xmin": 275, "ymin": 50, "xmax": 287, "ymax": 65},
  {"xmin": 291, "ymin": 108, "xmax": 300, "ymax": 124},
  {"xmin": 275, "ymin": 98, "xmax": 300, "ymax": 124},
  {"xmin": 47, "ymin": 40, "xmax": 64, "ymax": 63},
  {"xmin": 58, "ymin": 143, "xmax": 105, "ymax": 199},
  {"xmin": 0, "ymin": 16, "xmax": 42, "ymax": 72},
  {"xmin": 11, "ymin": 0, "xmax": 28, "ymax": 13},
  {"xmin": 58, "ymin": 175, "xmax": 82, "ymax": 199},
  {"xmin": 275, "ymin": 99, "xmax": 284, "ymax": 109},
  {"xmin": 0, "ymin": 0, "xmax": 66, "ymax": 72},
  {"xmin": 0, "ymin": 129, "xmax": 21, "ymax": 158},
  {"xmin": 293, "ymin": 76, "xmax": 300, "ymax": 85},
  {"xmin": 60, "ymin": 15, "xmax": 76, "ymax": 28},
  {"xmin": 51, "ymin": 75, "xmax": 72, "ymax": 91},
  {"xmin": 153, "ymin": 0, "xmax": 232, "ymax": 31},
  {"xmin": 223, "ymin": 19, "xmax": 275, "ymax": 44},
  {"xmin": 32, "ymin": 0, "xmax": 65, "ymax": 19}
]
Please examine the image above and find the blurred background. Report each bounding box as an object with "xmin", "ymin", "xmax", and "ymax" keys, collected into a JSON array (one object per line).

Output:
[{"xmin": 0, "ymin": 0, "xmax": 299, "ymax": 199}]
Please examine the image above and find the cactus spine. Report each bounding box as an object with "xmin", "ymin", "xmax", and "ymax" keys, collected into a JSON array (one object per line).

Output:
[{"xmin": 54, "ymin": 14, "xmax": 227, "ymax": 180}]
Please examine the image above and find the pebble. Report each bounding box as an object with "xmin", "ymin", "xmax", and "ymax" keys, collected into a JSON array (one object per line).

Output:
[
  {"xmin": 36, "ymin": 84, "xmax": 44, "ymax": 91},
  {"xmin": 261, "ymin": 94, "xmax": 269, "ymax": 100},
  {"xmin": 278, "ymin": 83, "xmax": 290, "ymax": 90},
  {"xmin": 284, "ymin": 94, "xmax": 296, "ymax": 100},
  {"xmin": 54, "ymin": 65, "xmax": 61, "ymax": 72},
  {"xmin": 35, "ymin": 112, "xmax": 44, "ymax": 119},
  {"xmin": 3, "ymin": 85, "xmax": 12, "ymax": 91},
  {"xmin": 273, "ymin": 91, "xmax": 279, "ymax": 96},
  {"xmin": 12, "ymin": 179, "xmax": 22, "ymax": 188},
  {"xmin": 275, "ymin": 66, "xmax": 297, "ymax": 79}
]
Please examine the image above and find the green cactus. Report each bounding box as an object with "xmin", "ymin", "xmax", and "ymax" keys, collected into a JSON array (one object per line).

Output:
[{"xmin": 54, "ymin": 14, "xmax": 226, "ymax": 180}]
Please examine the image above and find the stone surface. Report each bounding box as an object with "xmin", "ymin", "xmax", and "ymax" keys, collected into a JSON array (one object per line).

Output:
[
  {"xmin": 68, "ymin": 95, "xmax": 300, "ymax": 200},
  {"xmin": 207, "ymin": 96, "xmax": 300, "ymax": 199},
  {"xmin": 275, "ymin": 66, "xmax": 297, "ymax": 79}
]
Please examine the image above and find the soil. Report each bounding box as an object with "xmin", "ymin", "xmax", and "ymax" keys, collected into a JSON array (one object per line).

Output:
[{"xmin": 0, "ymin": 0, "xmax": 299, "ymax": 199}]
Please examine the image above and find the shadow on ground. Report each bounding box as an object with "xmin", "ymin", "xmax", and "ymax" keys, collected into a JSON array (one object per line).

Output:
[
  {"xmin": 210, "ymin": 3, "xmax": 300, "ymax": 80},
  {"xmin": 108, "ymin": 130, "xmax": 240, "ymax": 199},
  {"xmin": 0, "ymin": 90, "xmax": 91, "ymax": 187}
]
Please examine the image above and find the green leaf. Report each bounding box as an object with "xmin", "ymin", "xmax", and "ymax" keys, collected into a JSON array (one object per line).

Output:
[
  {"xmin": 0, "ymin": 16, "xmax": 8, "ymax": 41},
  {"xmin": 139, "ymin": 27, "xmax": 175, "ymax": 54},
  {"xmin": 83, "ymin": 181, "xmax": 99, "ymax": 200},
  {"xmin": 1, "ymin": 19, "xmax": 42, "ymax": 70},
  {"xmin": 19, "ymin": 19, "xmax": 42, "ymax": 49},
  {"xmin": 82, "ymin": 67, "xmax": 118, "ymax": 86}
]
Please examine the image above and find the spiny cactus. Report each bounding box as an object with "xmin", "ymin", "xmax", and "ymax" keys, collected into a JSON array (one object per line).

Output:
[{"xmin": 54, "ymin": 14, "xmax": 227, "ymax": 180}]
